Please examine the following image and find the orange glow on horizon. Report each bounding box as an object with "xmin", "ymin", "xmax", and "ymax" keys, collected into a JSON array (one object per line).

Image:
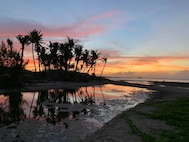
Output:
[{"xmin": 25, "ymin": 56, "xmax": 189, "ymax": 76}]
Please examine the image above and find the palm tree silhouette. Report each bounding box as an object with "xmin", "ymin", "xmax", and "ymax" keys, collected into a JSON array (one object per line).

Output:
[
  {"xmin": 87, "ymin": 50, "xmax": 100, "ymax": 75},
  {"xmin": 29, "ymin": 29, "xmax": 43, "ymax": 72},
  {"xmin": 60, "ymin": 37, "xmax": 74, "ymax": 71},
  {"xmin": 1, "ymin": 29, "xmax": 108, "ymax": 76},
  {"xmin": 74, "ymin": 44, "xmax": 83, "ymax": 71},
  {"xmin": 16, "ymin": 35, "xmax": 29, "ymax": 67},
  {"xmin": 7, "ymin": 38, "xmax": 13, "ymax": 51},
  {"xmin": 49, "ymin": 41, "xmax": 59, "ymax": 69},
  {"xmin": 66, "ymin": 37, "xmax": 75, "ymax": 70},
  {"xmin": 6, "ymin": 39, "xmax": 14, "ymax": 67},
  {"xmin": 100, "ymin": 57, "xmax": 107, "ymax": 77},
  {"xmin": 40, "ymin": 46, "xmax": 49, "ymax": 71},
  {"xmin": 81, "ymin": 49, "xmax": 90, "ymax": 72}
]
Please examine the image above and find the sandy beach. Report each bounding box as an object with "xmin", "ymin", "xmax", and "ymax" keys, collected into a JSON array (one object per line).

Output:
[{"xmin": 0, "ymin": 80, "xmax": 189, "ymax": 142}]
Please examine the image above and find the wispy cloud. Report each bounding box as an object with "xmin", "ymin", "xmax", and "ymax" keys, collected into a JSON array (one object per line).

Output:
[
  {"xmin": 0, "ymin": 11, "xmax": 121, "ymax": 39},
  {"xmin": 97, "ymin": 53, "xmax": 189, "ymax": 74},
  {"xmin": 89, "ymin": 11, "xmax": 119, "ymax": 22}
]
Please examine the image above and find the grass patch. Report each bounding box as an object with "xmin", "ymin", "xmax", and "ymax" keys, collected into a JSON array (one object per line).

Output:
[
  {"xmin": 141, "ymin": 97, "xmax": 189, "ymax": 142},
  {"xmin": 121, "ymin": 97, "xmax": 189, "ymax": 142},
  {"xmin": 120, "ymin": 113, "xmax": 156, "ymax": 142},
  {"xmin": 145, "ymin": 97, "xmax": 189, "ymax": 127}
]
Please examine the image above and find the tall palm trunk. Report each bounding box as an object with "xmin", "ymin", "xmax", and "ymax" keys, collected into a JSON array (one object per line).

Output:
[
  {"xmin": 37, "ymin": 53, "xmax": 41, "ymax": 72},
  {"xmin": 75, "ymin": 59, "xmax": 79, "ymax": 71},
  {"xmin": 32, "ymin": 43, "xmax": 36, "ymax": 72},
  {"xmin": 38, "ymin": 61, "xmax": 41, "ymax": 72},
  {"xmin": 100, "ymin": 62, "xmax": 106, "ymax": 76},
  {"xmin": 94, "ymin": 60, "xmax": 96, "ymax": 75},
  {"xmin": 20, "ymin": 44, "xmax": 25, "ymax": 67}
]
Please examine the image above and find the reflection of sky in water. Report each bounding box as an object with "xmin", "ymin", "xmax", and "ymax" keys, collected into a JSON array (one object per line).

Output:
[
  {"xmin": 82, "ymin": 84, "xmax": 151, "ymax": 124},
  {"xmin": 0, "ymin": 84, "xmax": 152, "ymax": 129}
]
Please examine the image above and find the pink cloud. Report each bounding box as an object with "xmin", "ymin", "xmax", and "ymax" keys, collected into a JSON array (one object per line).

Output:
[
  {"xmin": 89, "ymin": 11, "xmax": 119, "ymax": 21},
  {"xmin": 0, "ymin": 18, "xmax": 46, "ymax": 37},
  {"xmin": 0, "ymin": 11, "xmax": 120, "ymax": 39},
  {"xmin": 98, "ymin": 49, "xmax": 121, "ymax": 57}
]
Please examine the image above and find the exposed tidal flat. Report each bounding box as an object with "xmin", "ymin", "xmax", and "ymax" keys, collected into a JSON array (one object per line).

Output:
[{"xmin": 0, "ymin": 79, "xmax": 189, "ymax": 142}]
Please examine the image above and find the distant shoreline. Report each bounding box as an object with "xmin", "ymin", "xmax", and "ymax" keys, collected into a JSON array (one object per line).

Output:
[
  {"xmin": 107, "ymin": 76, "xmax": 189, "ymax": 82},
  {"xmin": 1, "ymin": 79, "xmax": 189, "ymax": 93}
]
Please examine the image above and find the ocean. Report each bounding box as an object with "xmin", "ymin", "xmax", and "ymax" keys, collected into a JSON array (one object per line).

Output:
[{"xmin": 107, "ymin": 77, "xmax": 189, "ymax": 84}]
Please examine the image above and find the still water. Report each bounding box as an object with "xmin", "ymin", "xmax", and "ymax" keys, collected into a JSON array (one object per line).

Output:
[{"xmin": 0, "ymin": 84, "xmax": 151, "ymax": 127}]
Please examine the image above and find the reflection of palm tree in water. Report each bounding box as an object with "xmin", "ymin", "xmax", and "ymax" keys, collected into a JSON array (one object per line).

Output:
[
  {"xmin": 100, "ymin": 86, "xmax": 106, "ymax": 105},
  {"xmin": 33, "ymin": 90, "xmax": 48, "ymax": 119},
  {"xmin": 29, "ymin": 92, "xmax": 35, "ymax": 118},
  {"xmin": 8, "ymin": 92, "xmax": 26, "ymax": 123},
  {"xmin": 0, "ymin": 93, "xmax": 26, "ymax": 126},
  {"xmin": 31, "ymin": 86, "xmax": 105, "ymax": 124},
  {"xmin": 46, "ymin": 107, "xmax": 56, "ymax": 125},
  {"xmin": 83, "ymin": 86, "xmax": 95, "ymax": 105}
]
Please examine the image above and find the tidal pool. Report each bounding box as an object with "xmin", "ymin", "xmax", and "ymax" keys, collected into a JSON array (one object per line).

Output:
[
  {"xmin": 0, "ymin": 84, "xmax": 152, "ymax": 141},
  {"xmin": 0, "ymin": 84, "xmax": 151, "ymax": 126}
]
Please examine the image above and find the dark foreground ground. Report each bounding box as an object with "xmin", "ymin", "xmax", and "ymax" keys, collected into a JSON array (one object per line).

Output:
[{"xmin": 0, "ymin": 80, "xmax": 189, "ymax": 142}]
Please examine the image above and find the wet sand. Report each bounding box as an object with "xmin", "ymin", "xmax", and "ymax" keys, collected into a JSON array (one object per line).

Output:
[
  {"xmin": 83, "ymin": 81, "xmax": 189, "ymax": 142},
  {"xmin": 0, "ymin": 80, "xmax": 189, "ymax": 142}
]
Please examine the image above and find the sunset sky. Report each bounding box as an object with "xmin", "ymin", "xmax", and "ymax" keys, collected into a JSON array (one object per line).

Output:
[{"xmin": 0, "ymin": 0, "xmax": 189, "ymax": 78}]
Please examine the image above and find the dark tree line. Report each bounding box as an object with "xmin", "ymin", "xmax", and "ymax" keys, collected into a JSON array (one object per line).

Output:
[
  {"xmin": 16, "ymin": 29, "xmax": 107, "ymax": 75},
  {"xmin": 0, "ymin": 39, "xmax": 27, "ymax": 87},
  {"xmin": 0, "ymin": 29, "xmax": 107, "ymax": 86},
  {"xmin": 39, "ymin": 38, "xmax": 101, "ymax": 74}
]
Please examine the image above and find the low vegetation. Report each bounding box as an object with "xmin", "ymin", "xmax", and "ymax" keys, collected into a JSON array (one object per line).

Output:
[
  {"xmin": 121, "ymin": 97, "xmax": 189, "ymax": 142},
  {"xmin": 121, "ymin": 113, "xmax": 156, "ymax": 142}
]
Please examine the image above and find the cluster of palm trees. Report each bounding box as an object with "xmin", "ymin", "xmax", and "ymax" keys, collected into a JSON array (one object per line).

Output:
[
  {"xmin": 16, "ymin": 29, "xmax": 107, "ymax": 76},
  {"xmin": 16, "ymin": 29, "xmax": 43, "ymax": 72}
]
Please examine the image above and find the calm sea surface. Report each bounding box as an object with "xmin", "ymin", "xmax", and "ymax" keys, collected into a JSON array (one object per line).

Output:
[{"xmin": 107, "ymin": 77, "xmax": 189, "ymax": 85}]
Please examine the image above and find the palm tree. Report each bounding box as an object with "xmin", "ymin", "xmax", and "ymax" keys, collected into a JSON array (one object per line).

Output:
[
  {"xmin": 49, "ymin": 41, "xmax": 59, "ymax": 69},
  {"xmin": 6, "ymin": 39, "xmax": 14, "ymax": 66},
  {"xmin": 57, "ymin": 43, "xmax": 65, "ymax": 70},
  {"xmin": 40, "ymin": 46, "xmax": 49, "ymax": 71},
  {"xmin": 29, "ymin": 29, "xmax": 43, "ymax": 72},
  {"xmin": 66, "ymin": 37, "xmax": 75, "ymax": 70},
  {"xmin": 87, "ymin": 50, "xmax": 100, "ymax": 75},
  {"xmin": 7, "ymin": 38, "xmax": 13, "ymax": 51},
  {"xmin": 74, "ymin": 44, "xmax": 83, "ymax": 71},
  {"xmin": 16, "ymin": 35, "xmax": 29, "ymax": 67},
  {"xmin": 67, "ymin": 37, "xmax": 75, "ymax": 48},
  {"xmin": 81, "ymin": 49, "xmax": 90, "ymax": 72},
  {"xmin": 59, "ymin": 37, "xmax": 74, "ymax": 71},
  {"xmin": 100, "ymin": 57, "xmax": 107, "ymax": 76}
]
